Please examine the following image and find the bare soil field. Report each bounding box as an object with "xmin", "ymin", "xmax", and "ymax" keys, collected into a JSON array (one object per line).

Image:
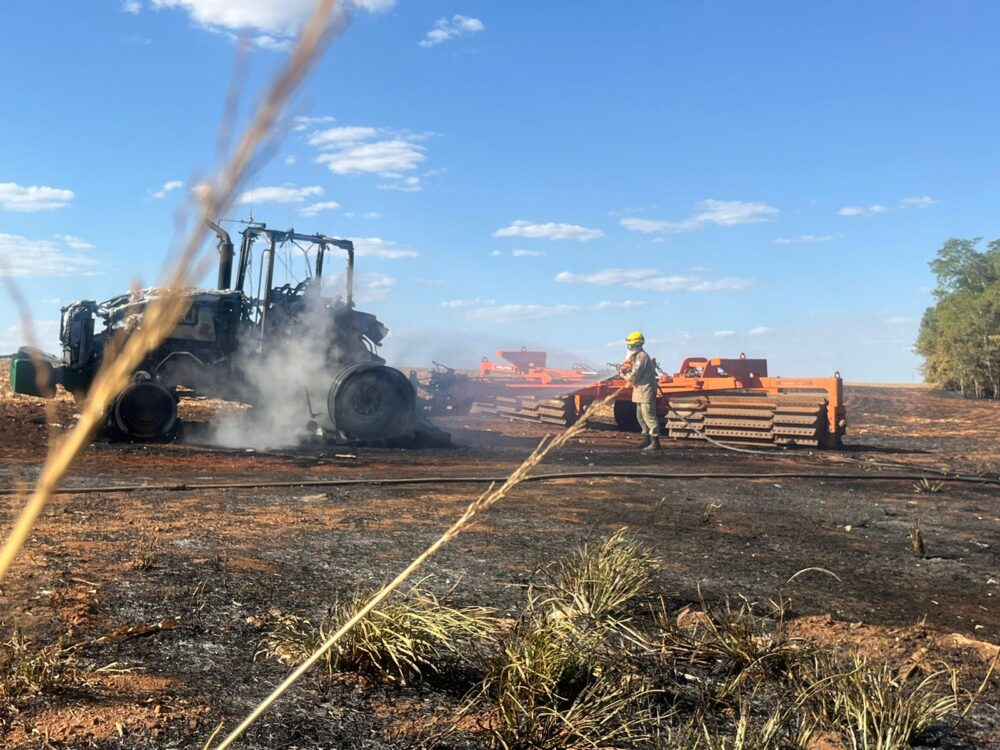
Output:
[{"xmin": 1, "ymin": 360, "xmax": 998, "ymax": 748}]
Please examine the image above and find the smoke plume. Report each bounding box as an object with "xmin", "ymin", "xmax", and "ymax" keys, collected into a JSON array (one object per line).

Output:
[{"xmin": 209, "ymin": 291, "xmax": 341, "ymax": 450}]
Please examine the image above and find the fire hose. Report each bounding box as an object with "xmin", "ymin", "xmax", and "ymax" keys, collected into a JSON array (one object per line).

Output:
[{"xmin": 0, "ymin": 469, "xmax": 996, "ymax": 497}]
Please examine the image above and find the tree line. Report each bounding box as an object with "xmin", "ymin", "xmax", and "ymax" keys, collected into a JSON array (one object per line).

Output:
[{"xmin": 916, "ymin": 238, "xmax": 1000, "ymax": 398}]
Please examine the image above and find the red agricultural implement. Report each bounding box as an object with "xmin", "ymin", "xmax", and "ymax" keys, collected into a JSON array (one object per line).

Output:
[{"xmin": 419, "ymin": 350, "xmax": 846, "ymax": 448}]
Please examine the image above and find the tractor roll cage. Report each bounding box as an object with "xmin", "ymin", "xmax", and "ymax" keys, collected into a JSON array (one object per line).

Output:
[{"xmin": 209, "ymin": 221, "xmax": 355, "ymax": 307}]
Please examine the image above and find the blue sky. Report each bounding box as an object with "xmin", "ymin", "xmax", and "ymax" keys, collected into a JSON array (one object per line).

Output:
[{"xmin": 2, "ymin": 1, "xmax": 999, "ymax": 381}]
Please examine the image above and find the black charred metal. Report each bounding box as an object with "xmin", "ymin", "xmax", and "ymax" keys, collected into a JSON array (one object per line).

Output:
[{"xmin": 208, "ymin": 221, "xmax": 234, "ymax": 290}]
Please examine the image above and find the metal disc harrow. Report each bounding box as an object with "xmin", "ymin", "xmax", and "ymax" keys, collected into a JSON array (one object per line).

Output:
[
  {"xmin": 471, "ymin": 395, "xmax": 577, "ymax": 426},
  {"xmin": 665, "ymin": 391, "xmax": 833, "ymax": 447}
]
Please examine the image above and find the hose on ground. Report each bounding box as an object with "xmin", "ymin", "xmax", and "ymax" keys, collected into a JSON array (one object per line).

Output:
[{"xmin": 0, "ymin": 469, "xmax": 996, "ymax": 497}]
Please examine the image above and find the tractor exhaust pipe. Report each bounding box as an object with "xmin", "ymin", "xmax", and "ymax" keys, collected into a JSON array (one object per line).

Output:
[{"xmin": 208, "ymin": 221, "xmax": 234, "ymax": 290}]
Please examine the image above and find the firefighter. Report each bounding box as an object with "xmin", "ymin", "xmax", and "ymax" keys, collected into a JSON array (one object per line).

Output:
[{"xmin": 622, "ymin": 331, "xmax": 660, "ymax": 452}]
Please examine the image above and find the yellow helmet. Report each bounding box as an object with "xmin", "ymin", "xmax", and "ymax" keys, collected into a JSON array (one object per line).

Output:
[{"xmin": 626, "ymin": 331, "xmax": 645, "ymax": 347}]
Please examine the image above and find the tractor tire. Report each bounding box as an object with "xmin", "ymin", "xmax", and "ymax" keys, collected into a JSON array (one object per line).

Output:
[
  {"xmin": 613, "ymin": 399, "xmax": 641, "ymax": 432},
  {"xmin": 111, "ymin": 381, "xmax": 178, "ymax": 441},
  {"xmin": 328, "ymin": 363, "xmax": 417, "ymax": 442}
]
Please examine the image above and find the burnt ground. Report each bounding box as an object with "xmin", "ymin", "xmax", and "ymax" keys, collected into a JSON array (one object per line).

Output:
[{"xmin": 1, "ymin": 364, "xmax": 999, "ymax": 748}]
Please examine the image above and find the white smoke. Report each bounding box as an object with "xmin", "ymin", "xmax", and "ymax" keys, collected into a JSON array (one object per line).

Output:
[{"xmin": 209, "ymin": 291, "xmax": 343, "ymax": 450}]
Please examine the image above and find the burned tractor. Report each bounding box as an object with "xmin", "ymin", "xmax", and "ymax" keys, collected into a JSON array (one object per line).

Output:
[{"xmin": 10, "ymin": 222, "xmax": 419, "ymax": 444}]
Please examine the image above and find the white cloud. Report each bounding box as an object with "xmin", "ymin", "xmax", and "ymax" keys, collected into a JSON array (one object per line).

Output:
[
  {"xmin": 747, "ymin": 326, "xmax": 774, "ymax": 335},
  {"xmin": 318, "ymin": 139, "xmax": 426, "ymax": 175},
  {"xmin": 494, "ymin": 220, "xmax": 604, "ymax": 241},
  {"xmin": 237, "ymin": 184, "xmax": 323, "ymax": 205},
  {"xmin": 420, "ymin": 15, "xmax": 485, "ymax": 47},
  {"xmin": 350, "ymin": 237, "xmax": 418, "ymax": 259},
  {"xmin": 377, "ymin": 175, "xmax": 422, "ymax": 192},
  {"xmin": 556, "ymin": 268, "xmax": 657, "ymax": 285},
  {"xmin": 0, "ymin": 233, "xmax": 99, "ymax": 278},
  {"xmin": 774, "ymin": 234, "xmax": 839, "ymax": 245},
  {"xmin": 308, "ymin": 126, "xmax": 379, "ymax": 148},
  {"xmin": 283, "ymin": 155, "xmax": 297, "ymax": 166},
  {"xmin": 298, "ymin": 200, "xmax": 341, "ymax": 217},
  {"xmin": 304, "ymin": 123, "xmax": 433, "ymax": 190},
  {"xmin": 55, "ymin": 234, "xmax": 95, "ymax": 250},
  {"xmin": 594, "ymin": 300, "xmax": 647, "ymax": 310},
  {"xmin": 885, "ymin": 315, "xmax": 917, "ymax": 325},
  {"xmin": 714, "ymin": 330, "xmax": 735, "ymax": 337},
  {"xmin": 0, "ymin": 182, "xmax": 75, "ymax": 213},
  {"xmin": 440, "ymin": 298, "xmax": 494, "ymax": 308},
  {"xmin": 150, "ymin": 0, "xmax": 394, "ymax": 36},
  {"xmin": 292, "ymin": 115, "xmax": 336, "ymax": 131},
  {"xmin": 355, "ymin": 272, "xmax": 396, "ymax": 301},
  {"xmin": 122, "ymin": 0, "xmax": 141, "ymax": 14},
  {"xmin": 253, "ymin": 34, "xmax": 292, "ymax": 51},
  {"xmin": 467, "ymin": 304, "xmax": 578, "ymax": 324},
  {"xmin": 324, "ymin": 271, "xmax": 396, "ymax": 302},
  {"xmin": 511, "ymin": 249, "xmax": 545, "ymax": 257},
  {"xmin": 149, "ymin": 179, "xmax": 184, "ymax": 199},
  {"xmin": 900, "ymin": 195, "xmax": 936, "ymax": 209},
  {"xmin": 620, "ymin": 199, "xmax": 779, "ymax": 234},
  {"xmin": 490, "ymin": 250, "xmax": 503, "ymax": 257},
  {"xmin": 362, "ymin": 212, "xmax": 381, "ymax": 219},
  {"xmin": 641, "ymin": 276, "xmax": 753, "ymax": 292},
  {"xmin": 838, "ymin": 204, "xmax": 889, "ymax": 217},
  {"xmin": 555, "ymin": 268, "xmax": 755, "ymax": 293}
]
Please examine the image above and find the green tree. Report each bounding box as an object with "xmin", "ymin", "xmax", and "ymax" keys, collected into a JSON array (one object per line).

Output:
[{"xmin": 916, "ymin": 238, "xmax": 1000, "ymax": 397}]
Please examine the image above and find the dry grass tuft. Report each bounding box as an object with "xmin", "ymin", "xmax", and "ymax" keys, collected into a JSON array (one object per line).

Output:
[
  {"xmin": 532, "ymin": 527, "xmax": 659, "ymax": 622},
  {"xmin": 262, "ymin": 581, "xmax": 496, "ymax": 685},
  {"xmin": 913, "ymin": 477, "xmax": 945, "ymax": 494},
  {"xmin": 653, "ymin": 701, "xmax": 814, "ymax": 749},
  {"xmin": 794, "ymin": 654, "xmax": 959, "ymax": 750},
  {"xmin": 480, "ymin": 616, "xmax": 656, "ymax": 750},
  {"xmin": 0, "ymin": 629, "xmax": 86, "ymax": 707},
  {"xmin": 694, "ymin": 596, "xmax": 808, "ymax": 688}
]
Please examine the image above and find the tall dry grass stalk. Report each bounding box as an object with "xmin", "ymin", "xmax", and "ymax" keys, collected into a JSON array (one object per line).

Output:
[
  {"xmin": 0, "ymin": 0, "xmax": 343, "ymax": 583},
  {"xmin": 207, "ymin": 390, "xmax": 622, "ymax": 750}
]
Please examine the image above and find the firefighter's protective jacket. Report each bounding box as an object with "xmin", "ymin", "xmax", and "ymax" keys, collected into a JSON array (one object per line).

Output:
[{"xmin": 626, "ymin": 349, "xmax": 657, "ymax": 403}]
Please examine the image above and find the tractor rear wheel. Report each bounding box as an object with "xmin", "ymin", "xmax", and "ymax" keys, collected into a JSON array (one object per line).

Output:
[
  {"xmin": 327, "ymin": 363, "xmax": 416, "ymax": 441},
  {"xmin": 111, "ymin": 381, "xmax": 178, "ymax": 441}
]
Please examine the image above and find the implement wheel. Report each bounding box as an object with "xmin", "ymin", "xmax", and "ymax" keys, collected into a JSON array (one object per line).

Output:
[{"xmin": 613, "ymin": 399, "xmax": 641, "ymax": 432}]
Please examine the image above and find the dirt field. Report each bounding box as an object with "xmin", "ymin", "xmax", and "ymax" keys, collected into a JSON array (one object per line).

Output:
[{"xmin": 1, "ymin": 362, "xmax": 998, "ymax": 748}]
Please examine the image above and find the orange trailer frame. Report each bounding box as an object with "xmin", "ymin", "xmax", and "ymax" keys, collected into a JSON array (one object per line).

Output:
[{"xmin": 569, "ymin": 354, "xmax": 846, "ymax": 445}]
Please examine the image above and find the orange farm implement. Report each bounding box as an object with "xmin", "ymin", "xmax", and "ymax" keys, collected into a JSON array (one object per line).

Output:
[{"xmin": 421, "ymin": 350, "xmax": 846, "ymax": 448}]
